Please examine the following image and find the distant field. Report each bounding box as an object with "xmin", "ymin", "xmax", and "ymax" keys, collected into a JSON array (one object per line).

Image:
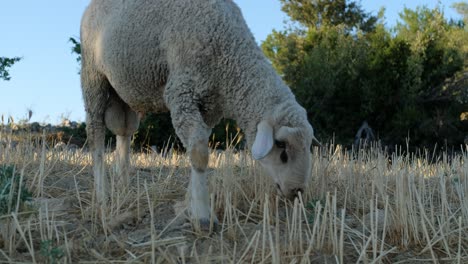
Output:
[{"xmin": 0, "ymin": 131, "xmax": 467, "ymax": 263}]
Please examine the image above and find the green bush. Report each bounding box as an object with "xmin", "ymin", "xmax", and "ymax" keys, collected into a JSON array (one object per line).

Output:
[
  {"xmin": 40, "ymin": 240, "xmax": 64, "ymax": 264},
  {"xmin": 132, "ymin": 113, "xmax": 181, "ymax": 151},
  {"xmin": 262, "ymin": 2, "xmax": 467, "ymax": 147},
  {"xmin": 0, "ymin": 165, "xmax": 32, "ymax": 215},
  {"xmin": 132, "ymin": 113, "xmax": 244, "ymax": 151}
]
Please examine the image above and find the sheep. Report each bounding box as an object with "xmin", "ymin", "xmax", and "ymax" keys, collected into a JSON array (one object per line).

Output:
[
  {"xmin": 54, "ymin": 142, "xmax": 79, "ymax": 152},
  {"xmin": 80, "ymin": 0, "xmax": 316, "ymax": 229},
  {"xmin": 353, "ymin": 121, "xmax": 376, "ymax": 149}
]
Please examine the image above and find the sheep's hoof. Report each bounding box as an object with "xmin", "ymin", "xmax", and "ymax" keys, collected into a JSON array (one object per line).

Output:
[{"xmin": 192, "ymin": 216, "xmax": 219, "ymax": 233}]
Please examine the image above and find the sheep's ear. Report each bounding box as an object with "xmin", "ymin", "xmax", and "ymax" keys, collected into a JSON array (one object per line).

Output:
[{"xmin": 252, "ymin": 121, "xmax": 274, "ymax": 160}]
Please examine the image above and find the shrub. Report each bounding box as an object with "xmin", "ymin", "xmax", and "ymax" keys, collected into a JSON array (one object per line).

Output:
[{"xmin": 0, "ymin": 165, "xmax": 32, "ymax": 215}]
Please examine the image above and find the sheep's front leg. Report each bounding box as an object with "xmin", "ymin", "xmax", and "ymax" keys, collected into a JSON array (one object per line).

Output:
[
  {"xmin": 188, "ymin": 138, "xmax": 216, "ymax": 229},
  {"xmin": 165, "ymin": 83, "xmax": 218, "ymax": 230}
]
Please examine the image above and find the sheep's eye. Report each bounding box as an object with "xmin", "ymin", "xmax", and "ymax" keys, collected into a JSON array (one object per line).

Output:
[
  {"xmin": 275, "ymin": 140, "xmax": 286, "ymax": 149},
  {"xmin": 280, "ymin": 150, "xmax": 288, "ymax": 163}
]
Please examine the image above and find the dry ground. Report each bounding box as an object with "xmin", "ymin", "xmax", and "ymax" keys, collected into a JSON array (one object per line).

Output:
[{"xmin": 0, "ymin": 131, "xmax": 467, "ymax": 263}]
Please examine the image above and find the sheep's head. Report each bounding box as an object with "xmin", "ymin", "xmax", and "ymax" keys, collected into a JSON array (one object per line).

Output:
[{"xmin": 252, "ymin": 120, "xmax": 315, "ymax": 200}]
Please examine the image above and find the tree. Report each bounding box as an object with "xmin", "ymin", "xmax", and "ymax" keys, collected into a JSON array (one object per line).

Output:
[
  {"xmin": 450, "ymin": 2, "xmax": 468, "ymax": 69},
  {"xmin": 69, "ymin": 37, "xmax": 81, "ymax": 63},
  {"xmin": 0, "ymin": 57, "xmax": 21, "ymax": 81},
  {"xmin": 279, "ymin": 0, "xmax": 378, "ymax": 32},
  {"xmin": 263, "ymin": 1, "xmax": 381, "ymax": 142},
  {"xmin": 451, "ymin": 1, "xmax": 468, "ymax": 30},
  {"xmin": 262, "ymin": 1, "xmax": 467, "ymax": 147}
]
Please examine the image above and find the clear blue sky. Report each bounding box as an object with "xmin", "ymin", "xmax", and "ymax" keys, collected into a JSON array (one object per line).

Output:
[{"xmin": 0, "ymin": 0, "xmax": 462, "ymax": 124}]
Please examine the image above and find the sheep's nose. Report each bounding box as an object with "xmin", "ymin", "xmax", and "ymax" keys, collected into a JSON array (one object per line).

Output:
[
  {"xmin": 275, "ymin": 184, "xmax": 304, "ymax": 200},
  {"xmin": 292, "ymin": 188, "xmax": 304, "ymax": 197},
  {"xmin": 294, "ymin": 188, "xmax": 304, "ymax": 194}
]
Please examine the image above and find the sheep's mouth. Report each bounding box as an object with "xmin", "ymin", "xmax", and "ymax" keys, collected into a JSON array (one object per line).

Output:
[
  {"xmin": 275, "ymin": 183, "xmax": 304, "ymax": 200},
  {"xmin": 291, "ymin": 188, "xmax": 304, "ymax": 199}
]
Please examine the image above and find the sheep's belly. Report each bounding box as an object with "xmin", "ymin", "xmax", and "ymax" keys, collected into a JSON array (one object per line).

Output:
[{"xmin": 111, "ymin": 81, "xmax": 168, "ymax": 114}]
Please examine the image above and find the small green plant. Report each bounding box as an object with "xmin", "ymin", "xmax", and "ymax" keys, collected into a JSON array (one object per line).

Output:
[
  {"xmin": 306, "ymin": 198, "xmax": 323, "ymax": 224},
  {"xmin": 40, "ymin": 240, "xmax": 64, "ymax": 264},
  {"xmin": 0, "ymin": 165, "xmax": 32, "ymax": 215}
]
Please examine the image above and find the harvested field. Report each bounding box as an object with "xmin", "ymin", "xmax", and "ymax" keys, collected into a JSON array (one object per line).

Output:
[{"xmin": 0, "ymin": 131, "xmax": 467, "ymax": 263}]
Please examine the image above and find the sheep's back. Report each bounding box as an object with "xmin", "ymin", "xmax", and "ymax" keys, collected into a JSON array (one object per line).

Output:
[{"xmin": 81, "ymin": 0, "xmax": 270, "ymax": 124}]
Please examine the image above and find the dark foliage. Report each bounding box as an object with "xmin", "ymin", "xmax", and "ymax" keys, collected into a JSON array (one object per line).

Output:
[
  {"xmin": 0, "ymin": 165, "xmax": 32, "ymax": 215},
  {"xmin": 0, "ymin": 57, "xmax": 21, "ymax": 81},
  {"xmin": 262, "ymin": 3, "xmax": 467, "ymax": 148}
]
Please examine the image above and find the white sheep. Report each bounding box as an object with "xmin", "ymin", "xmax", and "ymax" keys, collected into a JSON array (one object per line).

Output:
[
  {"xmin": 354, "ymin": 121, "xmax": 375, "ymax": 148},
  {"xmin": 81, "ymin": 0, "xmax": 316, "ymax": 228}
]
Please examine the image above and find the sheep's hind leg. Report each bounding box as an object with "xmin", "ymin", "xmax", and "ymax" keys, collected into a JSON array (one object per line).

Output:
[
  {"xmin": 105, "ymin": 91, "xmax": 140, "ymax": 187},
  {"xmin": 165, "ymin": 87, "xmax": 218, "ymax": 231},
  {"xmin": 81, "ymin": 72, "xmax": 109, "ymax": 205}
]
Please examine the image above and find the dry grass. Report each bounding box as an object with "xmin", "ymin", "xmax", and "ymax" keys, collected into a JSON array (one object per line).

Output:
[{"xmin": 0, "ymin": 130, "xmax": 467, "ymax": 263}]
